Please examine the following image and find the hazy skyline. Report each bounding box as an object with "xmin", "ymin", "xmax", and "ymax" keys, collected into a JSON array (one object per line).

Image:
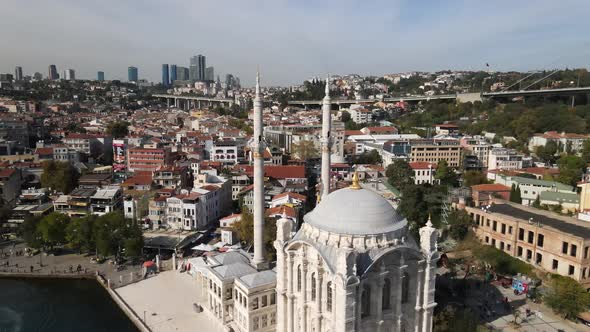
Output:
[{"xmin": 2, "ymin": 0, "xmax": 590, "ymax": 86}]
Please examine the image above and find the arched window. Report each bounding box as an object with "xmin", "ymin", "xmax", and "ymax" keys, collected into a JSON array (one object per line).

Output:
[
  {"xmin": 401, "ymin": 272, "xmax": 409, "ymax": 304},
  {"xmin": 311, "ymin": 273, "xmax": 317, "ymax": 301},
  {"xmin": 382, "ymin": 278, "xmax": 391, "ymax": 310},
  {"xmin": 297, "ymin": 265, "xmax": 302, "ymax": 292},
  {"xmin": 326, "ymin": 281, "xmax": 333, "ymax": 312},
  {"xmin": 361, "ymin": 284, "xmax": 371, "ymax": 318}
]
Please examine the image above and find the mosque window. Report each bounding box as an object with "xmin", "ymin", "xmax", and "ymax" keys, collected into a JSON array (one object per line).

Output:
[
  {"xmin": 252, "ymin": 297, "xmax": 259, "ymax": 310},
  {"xmin": 382, "ymin": 278, "xmax": 391, "ymax": 310},
  {"xmin": 361, "ymin": 284, "xmax": 371, "ymax": 318},
  {"xmin": 311, "ymin": 273, "xmax": 317, "ymax": 301},
  {"xmin": 326, "ymin": 282, "xmax": 333, "ymax": 312},
  {"xmin": 402, "ymin": 272, "xmax": 409, "ymax": 304}
]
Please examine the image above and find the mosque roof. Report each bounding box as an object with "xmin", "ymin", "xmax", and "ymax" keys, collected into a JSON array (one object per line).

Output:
[{"xmin": 304, "ymin": 187, "xmax": 405, "ymax": 235}]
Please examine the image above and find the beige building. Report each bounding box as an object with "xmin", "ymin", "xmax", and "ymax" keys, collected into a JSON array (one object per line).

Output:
[
  {"xmin": 465, "ymin": 201, "xmax": 590, "ymax": 288},
  {"xmin": 409, "ymin": 139, "xmax": 462, "ymax": 168}
]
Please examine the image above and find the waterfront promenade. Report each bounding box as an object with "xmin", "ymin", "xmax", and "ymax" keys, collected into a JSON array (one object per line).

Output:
[
  {"xmin": 0, "ymin": 241, "xmax": 142, "ymax": 287},
  {"xmin": 117, "ymin": 270, "xmax": 224, "ymax": 332}
]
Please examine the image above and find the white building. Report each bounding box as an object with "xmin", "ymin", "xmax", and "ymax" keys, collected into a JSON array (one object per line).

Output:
[
  {"xmin": 528, "ymin": 131, "xmax": 590, "ymax": 153},
  {"xmin": 350, "ymin": 106, "xmax": 373, "ymax": 124},
  {"xmin": 409, "ymin": 162, "xmax": 438, "ymax": 185},
  {"xmin": 488, "ymin": 147, "xmax": 524, "ymax": 171},
  {"xmin": 274, "ymin": 177, "xmax": 439, "ymax": 332},
  {"xmin": 90, "ymin": 188, "xmax": 123, "ymax": 216}
]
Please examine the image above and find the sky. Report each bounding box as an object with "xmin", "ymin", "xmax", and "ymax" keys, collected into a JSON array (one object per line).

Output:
[{"xmin": 1, "ymin": 0, "xmax": 590, "ymax": 86}]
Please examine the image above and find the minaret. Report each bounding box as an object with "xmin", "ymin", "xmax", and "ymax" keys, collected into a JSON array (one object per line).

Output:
[
  {"xmin": 320, "ymin": 76, "xmax": 332, "ymax": 200},
  {"xmin": 419, "ymin": 214, "xmax": 440, "ymax": 332},
  {"xmin": 252, "ymin": 71, "xmax": 267, "ymax": 269}
]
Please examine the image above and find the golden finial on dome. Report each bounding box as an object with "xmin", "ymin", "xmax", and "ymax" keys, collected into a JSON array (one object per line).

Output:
[{"xmin": 350, "ymin": 171, "xmax": 361, "ymax": 190}]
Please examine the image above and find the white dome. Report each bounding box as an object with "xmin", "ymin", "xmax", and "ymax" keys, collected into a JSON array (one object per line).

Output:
[{"xmin": 304, "ymin": 187, "xmax": 405, "ymax": 235}]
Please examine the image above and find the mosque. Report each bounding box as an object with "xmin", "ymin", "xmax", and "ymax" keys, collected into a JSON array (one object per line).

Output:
[{"xmin": 200, "ymin": 73, "xmax": 439, "ymax": 332}]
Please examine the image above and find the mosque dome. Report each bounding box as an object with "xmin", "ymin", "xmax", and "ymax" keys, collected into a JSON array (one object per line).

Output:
[{"xmin": 304, "ymin": 183, "xmax": 405, "ymax": 236}]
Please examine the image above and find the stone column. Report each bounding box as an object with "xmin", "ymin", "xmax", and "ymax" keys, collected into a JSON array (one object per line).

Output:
[
  {"xmin": 422, "ymin": 257, "xmax": 436, "ymax": 332},
  {"xmin": 287, "ymin": 254, "xmax": 294, "ymax": 332},
  {"xmin": 301, "ymin": 262, "xmax": 308, "ymax": 332},
  {"xmin": 395, "ymin": 257, "xmax": 406, "ymax": 332},
  {"xmin": 414, "ymin": 267, "xmax": 424, "ymax": 332},
  {"xmin": 316, "ymin": 272, "xmax": 323, "ymax": 332},
  {"xmin": 375, "ymin": 278, "xmax": 384, "ymax": 332},
  {"xmin": 276, "ymin": 244, "xmax": 285, "ymax": 332}
]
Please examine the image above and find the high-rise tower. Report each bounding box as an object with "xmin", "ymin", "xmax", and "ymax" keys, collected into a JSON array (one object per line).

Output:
[
  {"xmin": 320, "ymin": 76, "xmax": 332, "ymax": 200},
  {"xmin": 162, "ymin": 64, "xmax": 169, "ymax": 86},
  {"xmin": 251, "ymin": 71, "xmax": 267, "ymax": 269},
  {"xmin": 128, "ymin": 66, "xmax": 138, "ymax": 82},
  {"xmin": 14, "ymin": 67, "xmax": 23, "ymax": 81}
]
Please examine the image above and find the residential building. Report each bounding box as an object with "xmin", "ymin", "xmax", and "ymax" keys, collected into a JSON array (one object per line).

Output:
[
  {"xmin": 152, "ymin": 165, "xmax": 190, "ymax": 190},
  {"xmin": 488, "ymin": 148, "xmax": 524, "ymax": 171},
  {"xmin": 63, "ymin": 69, "xmax": 75, "ymax": 81},
  {"xmin": 460, "ymin": 136, "xmax": 491, "ymax": 169},
  {"xmin": 0, "ymin": 168, "xmax": 20, "ymax": 206},
  {"xmin": 0, "ymin": 120, "xmax": 29, "ymax": 148},
  {"xmin": 350, "ymin": 107, "xmax": 373, "ymax": 124},
  {"xmin": 90, "ymin": 187, "xmax": 123, "ymax": 216},
  {"xmin": 409, "ymin": 162, "xmax": 438, "ymax": 185},
  {"xmin": 54, "ymin": 187, "xmax": 96, "ymax": 217},
  {"xmin": 127, "ymin": 147, "xmax": 172, "ymax": 173},
  {"xmin": 529, "ymin": 131, "xmax": 590, "ymax": 153},
  {"xmin": 471, "ymin": 184, "xmax": 511, "ymax": 206},
  {"xmin": 494, "ymin": 175, "xmax": 574, "ymax": 205},
  {"xmin": 5, "ymin": 188, "xmax": 53, "ymax": 232},
  {"xmin": 466, "ymin": 201, "xmax": 590, "ymax": 288},
  {"xmin": 220, "ymin": 213, "xmax": 242, "ymax": 228}
]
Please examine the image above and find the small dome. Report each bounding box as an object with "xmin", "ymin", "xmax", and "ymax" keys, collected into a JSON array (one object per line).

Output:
[{"xmin": 304, "ymin": 187, "xmax": 405, "ymax": 235}]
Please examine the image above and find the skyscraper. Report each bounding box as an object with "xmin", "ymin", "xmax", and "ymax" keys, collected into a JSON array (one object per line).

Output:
[
  {"xmin": 63, "ymin": 69, "xmax": 76, "ymax": 81},
  {"xmin": 14, "ymin": 67, "xmax": 23, "ymax": 81},
  {"xmin": 162, "ymin": 64, "xmax": 169, "ymax": 86},
  {"xmin": 97, "ymin": 71, "xmax": 105, "ymax": 81},
  {"xmin": 205, "ymin": 66, "xmax": 214, "ymax": 81},
  {"xmin": 128, "ymin": 66, "xmax": 138, "ymax": 82},
  {"xmin": 189, "ymin": 54, "xmax": 206, "ymax": 81},
  {"xmin": 48, "ymin": 65, "xmax": 58, "ymax": 80},
  {"xmin": 170, "ymin": 65, "xmax": 177, "ymax": 83},
  {"xmin": 176, "ymin": 66, "xmax": 189, "ymax": 81},
  {"xmin": 198, "ymin": 55, "xmax": 206, "ymax": 81}
]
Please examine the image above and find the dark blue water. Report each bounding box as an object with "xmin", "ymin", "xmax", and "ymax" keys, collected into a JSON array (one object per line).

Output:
[{"xmin": 0, "ymin": 278, "xmax": 138, "ymax": 332}]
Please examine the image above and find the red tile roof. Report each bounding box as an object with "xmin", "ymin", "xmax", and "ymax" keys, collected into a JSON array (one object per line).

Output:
[
  {"xmin": 272, "ymin": 192, "xmax": 307, "ymax": 202},
  {"xmin": 409, "ymin": 162, "xmax": 437, "ymax": 170},
  {"xmin": 234, "ymin": 165, "xmax": 306, "ymax": 179},
  {"xmin": 0, "ymin": 168, "xmax": 16, "ymax": 178},
  {"xmin": 471, "ymin": 184, "xmax": 511, "ymax": 192},
  {"xmin": 265, "ymin": 205, "xmax": 296, "ymax": 219}
]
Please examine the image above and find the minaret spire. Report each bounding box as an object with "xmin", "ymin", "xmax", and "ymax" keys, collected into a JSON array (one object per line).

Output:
[
  {"xmin": 320, "ymin": 75, "xmax": 332, "ymax": 200},
  {"xmin": 252, "ymin": 69, "xmax": 267, "ymax": 269}
]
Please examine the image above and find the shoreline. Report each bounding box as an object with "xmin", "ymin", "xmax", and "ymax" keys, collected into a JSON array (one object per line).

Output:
[{"xmin": 0, "ymin": 271, "xmax": 151, "ymax": 332}]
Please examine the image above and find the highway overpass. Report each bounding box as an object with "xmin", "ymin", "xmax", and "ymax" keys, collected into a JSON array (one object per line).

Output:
[{"xmin": 153, "ymin": 94, "xmax": 234, "ymax": 109}]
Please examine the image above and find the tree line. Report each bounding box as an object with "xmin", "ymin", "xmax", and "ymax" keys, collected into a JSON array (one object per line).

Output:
[{"xmin": 19, "ymin": 211, "xmax": 144, "ymax": 259}]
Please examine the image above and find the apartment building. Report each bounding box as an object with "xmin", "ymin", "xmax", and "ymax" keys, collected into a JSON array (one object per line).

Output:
[
  {"xmin": 466, "ymin": 201, "xmax": 590, "ymax": 288},
  {"xmin": 528, "ymin": 131, "xmax": 590, "ymax": 153},
  {"xmin": 127, "ymin": 147, "xmax": 172, "ymax": 173},
  {"xmin": 152, "ymin": 165, "xmax": 190, "ymax": 189},
  {"xmin": 409, "ymin": 162, "xmax": 438, "ymax": 185},
  {"xmin": 90, "ymin": 187, "xmax": 123, "ymax": 216},
  {"xmin": 460, "ymin": 136, "xmax": 491, "ymax": 169},
  {"xmin": 488, "ymin": 148, "xmax": 524, "ymax": 171},
  {"xmin": 409, "ymin": 138, "xmax": 462, "ymax": 168},
  {"xmin": 350, "ymin": 107, "xmax": 373, "ymax": 124}
]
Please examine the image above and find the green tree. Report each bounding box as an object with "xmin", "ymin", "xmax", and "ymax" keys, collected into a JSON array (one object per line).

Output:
[
  {"xmin": 290, "ymin": 140, "xmax": 319, "ymax": 160},
  {"xmin": 509, "ymin": 184, "xmax": 522, "ymax": 204},
  {"xmin": 66, "ymin": 215, "xmax": 96, "ymax": 253},
  {"xmin": 106, "ymin": 121, "xmax": 130, "ymax": 139},
  {"xmin": 435, "ymin": 160, "xmax": 458, "ymax": 187},
  {"xmin": 532, "ymin": 195, "xmax": 541, "ymax": 208},
  {"xmin": 40, "ymin": 161, "xmax": 80, "ymax": 194},
  {"xmin": 353, "ymin": 150, "xmax": 383, "ymax": 165},
  {"xmin": 447, "ymin": 210, "xmax": 471, "ymax": 241},
  {"xmin": 37, "ymin": 212, "xmax": 69, "ymax": 249},
  {"xmin": 341, "ymin": 111, "xmax": 351, "ymax": 123},
  {"xmin": 19, "ymin": 216, "xmax": 43, "ymax": 249},
  {"xmin": 557, "ymin": 155, "xmax": 586, "ymax": 186},
  {"xmin": 545, "ymin": 275, "xmax": 590, "ymax": 319},
  {"xmin": 581, "ymin": 139, "xmax": 590, "ymax": 164},
  {"xmin": 124, "ymin": 222, "xmax": 144, "ymax": 258},
  {"xmin": 386, "ymin": 160, "xmax": 414, "ymax": 190},
  {"xmin": 463, "ymin": 170, "xmax": 488, "ymax": 187},
  {"xmin": 535, "ymin": 141, "xmax": 558, "ymax": 164},
  {"xmin": 232, "ymin": 208, "xmax": 277, "ymax": 261}
]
